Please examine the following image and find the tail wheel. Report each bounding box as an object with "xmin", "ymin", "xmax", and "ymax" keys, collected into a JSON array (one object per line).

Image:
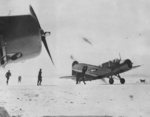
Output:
[
  {"xmin": 109, "ymin": 78, "xmax": 114, "ymax": 84},
  {"xmin": 72, "ymin": 61, "xmax": 78, "ymax": 67},
  {"xmin": 120, "ymin": 78, "xmax": 125, "ymax": 84}
]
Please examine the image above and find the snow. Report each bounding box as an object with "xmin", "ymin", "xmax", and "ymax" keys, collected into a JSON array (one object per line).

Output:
[{"xmin": 0, "ymin": 77, "xmax": 150, "ymax": 117}]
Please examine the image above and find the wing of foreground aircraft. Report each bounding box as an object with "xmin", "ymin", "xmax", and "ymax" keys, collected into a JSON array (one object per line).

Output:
[{"xmin": 0, "ymin": 5, "xmax": 54, "ymax": 66}]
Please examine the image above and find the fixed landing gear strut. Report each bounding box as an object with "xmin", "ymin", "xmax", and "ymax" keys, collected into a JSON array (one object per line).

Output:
[
  {"xmin": 117, "ymin": 74, "xmax": 125, "ymax": 84},
  {"xmin": 109, "ymin": 76, "xmax": 114, "ymax": 84},
  {"xmin": 108, "ymin": 74, "xmax": 125, "ymax": 84}
]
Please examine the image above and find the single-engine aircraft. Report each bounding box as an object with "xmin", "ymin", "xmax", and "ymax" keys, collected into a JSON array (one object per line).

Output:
[
  {"xmin": 0, "ymin": 5, "xmax": 54, "ymax": 67},
  {"xmin": 61, "ymin": 57, "xmax": 141, "ymax": 84}
]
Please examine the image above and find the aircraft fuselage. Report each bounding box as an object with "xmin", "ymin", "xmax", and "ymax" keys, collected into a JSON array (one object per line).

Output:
[{"xmin": 72, "ymin": 59, "xmax": 133, "ymax": 82}]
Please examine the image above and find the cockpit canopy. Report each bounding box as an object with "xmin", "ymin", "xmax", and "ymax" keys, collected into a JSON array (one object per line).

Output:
[
  {"xmin": 112, "ymin": 58, "xmax": 120, "ymax": 63},
  {"xmin": 102, "ymin": 58, "xmax": 120, "ymax": 68}
]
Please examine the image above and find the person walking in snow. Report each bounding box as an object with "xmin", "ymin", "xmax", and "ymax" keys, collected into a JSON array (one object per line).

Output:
[
  {"xmin": 5, "ymin": 70, "xmax": 11, "ymax": 85},
  {"xmin": 37, "ymin": 69, "xmax": 42, "ymax": 86}
]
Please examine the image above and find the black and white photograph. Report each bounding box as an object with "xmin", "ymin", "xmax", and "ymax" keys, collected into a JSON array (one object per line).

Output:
[{"xmin": 0, "ymin": 0, "xmax": 149, "ymax": 116}]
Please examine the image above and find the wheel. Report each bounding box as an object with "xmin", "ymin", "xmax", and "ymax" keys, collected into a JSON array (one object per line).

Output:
[
  {"xmin": 120, "ymin": 78, "xmax": 125, "ymax": 84},
  {"xmin": 109, "ymin": 78, "xmax": 114, "ymax": 84}
]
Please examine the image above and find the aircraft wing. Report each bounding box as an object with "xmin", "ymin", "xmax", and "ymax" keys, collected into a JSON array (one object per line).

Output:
[
  {"xmin": 73, "ymin": 68, "xmax": 101, "ymax": 79},
  {"xmin": 0, "ymin": 14, "xmax": 39, "ymax": 39},
  {"xmin": 0, "ymin": 14, "xmax": 36, "ymax": 27},
  {"xmin": 60, "ymin": 76, "xmax": 76, "ymax": 80},
  {"xmin": 110, "ymin": 64, "xmax": 142, "ymax": 75},
  {"xmin": 132, "ymin": 65, "xmax": 141, "ymax": 69}
]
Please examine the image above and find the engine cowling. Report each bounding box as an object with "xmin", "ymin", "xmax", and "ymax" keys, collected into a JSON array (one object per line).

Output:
[
  {"xmin": 124, "ymin": 59, "xmax": 132, "ymax": 68},
  {"xmin": 120, "ymin": 59, "xmax": 133, "ymax": 69},
  {"xmin": 112, "ymin": 59, "xmax": 133, "ymax": 74}
]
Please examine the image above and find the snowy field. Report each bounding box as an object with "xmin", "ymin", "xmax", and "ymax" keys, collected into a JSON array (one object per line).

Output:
[{"xmin": 0, "ymin": 77, "xmax": 150, "ymax": 117}]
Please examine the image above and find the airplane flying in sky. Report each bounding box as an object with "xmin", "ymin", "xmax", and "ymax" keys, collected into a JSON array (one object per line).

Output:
[
  {"xmin": 82, "ymin": 37, "xmax": 93, "ymax": 45},
  {"xmin": 61, "ymin": 57, "xmax": 141, "ymax": 84},
  {"xmin": 0, "ymin": 5, "xmax": 54, "ymax": 67}
]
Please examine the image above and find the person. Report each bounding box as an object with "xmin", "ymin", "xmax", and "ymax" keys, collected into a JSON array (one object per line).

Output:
[
  {"xmin": 18, "ymin": 76, "xmax": 22, "ymax": 83},
  {"xmin": 76, "ymin": 66, "xmax": 87, "ymax": 85},
  {"xmin": 37, "ymin": 69, "xmax": 42, "ymax": 86},
  {"xmin": 76, "ymin": 73, "xmax": 80, "ymax": 84},
  {"xmin": 5, "ymin": 70, "xmax": 11, "ymax": 85},
  {"xmin": 81, "ymin": 66, "xmax": 87, "ymax": 84}
]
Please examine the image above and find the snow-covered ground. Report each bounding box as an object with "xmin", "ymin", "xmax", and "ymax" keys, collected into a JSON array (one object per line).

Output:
[{"xmin": 0, "ymin": 76, "xmax": 150, "ymax": 117}]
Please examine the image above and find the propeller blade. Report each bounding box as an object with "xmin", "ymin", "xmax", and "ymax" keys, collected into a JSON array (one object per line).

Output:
[
  {"xmin": 29, "ymin": 5, "xmax": 54, "ymax": 65},
  {"xmin": 29, "ymin": 5, "xmax": 42, "ymax": 29},
  {"xmin": 41, "ymin": 36, "xmax": 54, "ymax": 65}
]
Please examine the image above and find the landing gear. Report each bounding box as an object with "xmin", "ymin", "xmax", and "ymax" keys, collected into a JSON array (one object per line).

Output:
[
  {"xmin": 120, "ymin": 78, "xmax": 125, "ymax": 84},
  {"xmin": 108, "ymin": 74, "xmax": 125, "ymax": 84},
  {"xmin": 109, "ymin": 78, "xmax": 114, "ymax": 84},
  {"xmin": 117, "ymin": 74, "xmax": 125, "ymax": 84}
]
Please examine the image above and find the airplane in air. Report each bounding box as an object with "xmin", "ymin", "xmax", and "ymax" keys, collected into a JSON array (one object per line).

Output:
[
  {"xmin": 61, "ymin": 57, "xmax": 141, "ymax": 84},
  {"xmin": 0, "ymin": 5, "xmax": 54, "ymax": 67},
  {"xmin": 82, "ymin": 37, "xmax": 93, "ymax": 45}
]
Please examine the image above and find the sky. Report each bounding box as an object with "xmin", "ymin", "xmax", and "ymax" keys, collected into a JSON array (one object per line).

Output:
[{"xmin": 0, "ymin": 0, "xmax": 150, "ymax": 84}]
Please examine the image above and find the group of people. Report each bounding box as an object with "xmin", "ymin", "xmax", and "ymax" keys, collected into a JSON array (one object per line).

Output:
[
  {"xmin": 4, "ymin": 67, "xmax": 87, "ymax": 85},
  {"xmin": 37, "ymin": 67, "xmax": 87, "ymax": 85},
  {"xmin": 5, "ymin": 70, "xmax": 22, "ymax": 85},
  {"xmin": 4, "ymin": 69, "xmax": 42, "ymax": 86}
]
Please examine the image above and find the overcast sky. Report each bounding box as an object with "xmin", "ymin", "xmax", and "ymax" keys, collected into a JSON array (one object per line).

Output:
[{"xmin": 0, "ymin": 0, "xmax": 150, "ymax": 84}]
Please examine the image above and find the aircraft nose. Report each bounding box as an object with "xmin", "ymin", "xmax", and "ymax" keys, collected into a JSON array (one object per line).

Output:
[{"xmin": 124, "ymin": 59, "xmax": 133, "ymax": 68}]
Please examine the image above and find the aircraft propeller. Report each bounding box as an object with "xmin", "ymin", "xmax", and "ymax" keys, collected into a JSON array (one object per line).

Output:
[
  {"xmin": 119, "ymin": 53, "xmax": 121, "ymax": 61},
  {"xmin": 29, "ymin": 5, "xmax": 54, "ymax": 65}
]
